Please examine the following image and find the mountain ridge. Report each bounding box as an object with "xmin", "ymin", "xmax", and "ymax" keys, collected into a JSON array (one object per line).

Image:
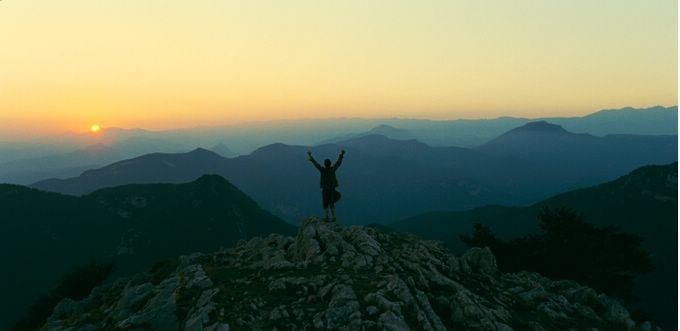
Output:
[
  {"xmin": 1, "ymin": 175, "xmax": 294, "ymax": 330},
  {"xmin": 31, "ymin": 126, "xmax": 677, "ymax": 224},
  {"xmin": 1, "ymin": 105, "xmax": 675, "ymax": 184}
]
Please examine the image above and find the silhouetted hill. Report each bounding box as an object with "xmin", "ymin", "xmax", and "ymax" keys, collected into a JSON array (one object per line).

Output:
[
  {"xmin": 392, "ymin": 163, "xmax": 678, "ymax": 329},
  {"xmin": 478, "ymin": 121, "xmax": 676, "ymax": 184},
  {"xmin": 508, "ymin": 120, "xmax": 570, "ymax": 134},
  {"xmin": 33, "ymin": 148, "xmax": 227, "ymax": 195},
  {"xmin": 1, "ymin": 176, "xmax": 293, "ymax": 330},
  {"xmin": 478, "ymin": 121, "xmax": 600, "ymax": 159}
]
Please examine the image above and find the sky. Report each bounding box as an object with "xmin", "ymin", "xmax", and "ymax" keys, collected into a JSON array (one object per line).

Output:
[{"xmin": 0, "ymin": 0, "xmax": 677, "ymax": 137}]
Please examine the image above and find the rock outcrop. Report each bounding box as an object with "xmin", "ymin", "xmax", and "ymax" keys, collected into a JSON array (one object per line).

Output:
[{"xmin": 46, "ymin": 217, "xmax": 660, "ymax": 331}]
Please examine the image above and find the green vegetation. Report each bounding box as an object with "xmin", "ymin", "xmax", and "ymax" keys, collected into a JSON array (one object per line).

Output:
[
  {"xmin": 461, "ymin": 207, "xmax": 653, "ymax": 301},
  {"xmin": 10, "ymin": 260, "xmax": 113, "ymax": 331},
  {"xmin": 2, "ymin": 175, "xmax": 295, "ymax": 329}
]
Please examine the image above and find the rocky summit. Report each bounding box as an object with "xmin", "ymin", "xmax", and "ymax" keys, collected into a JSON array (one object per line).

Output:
[{"xmin": 46, "ymin": 218, "xmax": 660, "ymax": 331}]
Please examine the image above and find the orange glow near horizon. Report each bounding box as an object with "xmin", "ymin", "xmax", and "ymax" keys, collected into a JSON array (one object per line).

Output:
[
  {"xmin": 90, "ymin": 124, "xmax": 101, "ymax": 133},
  {"xmin": 0, "ymin": 1, "xmax": 676, "ymax": 138}
]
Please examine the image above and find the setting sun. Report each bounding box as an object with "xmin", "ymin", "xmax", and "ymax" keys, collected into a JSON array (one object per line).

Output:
[{"xmin": 90, "ymin": 124, "xmax": 101, "ymax": 133}]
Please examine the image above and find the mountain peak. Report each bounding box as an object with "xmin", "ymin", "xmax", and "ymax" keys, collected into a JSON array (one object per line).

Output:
[
  {"xmin": 46, "ymin": 217, "xmax": 647, "ymax": 331},
  {"xmin": 194, "ymin": 173, "xmax": 229, "ymax": 184},
  {"xmin": 477, "ymin": 121, "xmax": 577, "ymax": 153},
  {"xmin": 251, "ymin": 142, "xmax": 299, "ymax": 156},
  {"xmin": 188, "ymin": 147, "xmax": 219, "ymax": 156},
  {"xmin": 509, "ymin": 121, "xmax": 569, "ymax": 134},
  {"xmin": 191, "ymin": 174, "xmax": 237, "ymax": 191},
  {"xmin": 365, "ymin": 124, "xmax": 412, "ymax": 138}
]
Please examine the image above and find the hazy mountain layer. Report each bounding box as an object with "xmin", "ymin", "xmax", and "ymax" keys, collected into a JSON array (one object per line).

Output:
[
  {"xmin": 32, "ymin": 123, "xmax": 677, "ymax": 224},
  {"xmin": 323, "ymin": 105, "xmax": 678, "ymax": 147},
  {"xmin": 1, "ymin": 105, "xmax": 676, "ymax": 185}
]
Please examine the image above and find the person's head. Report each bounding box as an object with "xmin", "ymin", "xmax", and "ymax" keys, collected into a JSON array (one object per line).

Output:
[{"xmin": 324, "ymin": 159, "xmax": 332, "ymax": 168}]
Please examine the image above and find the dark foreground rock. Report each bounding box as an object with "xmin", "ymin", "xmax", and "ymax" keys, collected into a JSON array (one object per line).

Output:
[{"xmin": 46, "ymin": 217, "xmax": 661, "ymax": 331}]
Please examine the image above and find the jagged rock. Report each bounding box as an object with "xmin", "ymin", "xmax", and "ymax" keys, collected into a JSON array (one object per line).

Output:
[
  {"xmin": 116, "ymin": 276, "xmax": 179, "ymax": 330},
  {"xmin": 461, "ymin": 247, "xmax": 497, "ymax": 274},
  {"xmin": 379, "ymin": 310, "xmax": 412, "ymax": 331},
  {"xmin": 45, "ymin": 217, "xmax": 658, "ymax": 331},
  {"xmin": 184, "ymin": 288, "xmax": 220, "ymax": 331},
  {"xmin": 325, "ymin": 284, "xmax": 362, "ymax": 329}
]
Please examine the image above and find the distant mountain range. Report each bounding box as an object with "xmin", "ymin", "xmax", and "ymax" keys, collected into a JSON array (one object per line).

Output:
[
  {"xmin": 322, "ymin": 105, "xmax": 678, "ymax": 147},
  {"xmin": 0, "ymin": 134, "xmax": 203, "ymax": 185},
  {"xmin": 391, "ymin": 163, "xmax": 678, "ymax": 329},
  {"xmin": 0, "ymin": 176, "xmax": 294, "ymax": 331},
  {"xmin": 556, "ymin": 105, "xmax": 678, "ymax": 136},
  {"xmin": 210, "ymin": 143, "xmax": 238, "ymax": 158},
  {"xmin": 32, "ymin": 121, "xmax": 677, "ymax": 224},
  {"xmin": 0, "ymin": 143, "xmax": 124, "ymax": 185},
  {"xmin": 318, "ymin": 124, "xmax": 415, "ymax": 144},
  {"xmin": 0, "ymin": 105, "xmax": 675, "ymax": 185}
]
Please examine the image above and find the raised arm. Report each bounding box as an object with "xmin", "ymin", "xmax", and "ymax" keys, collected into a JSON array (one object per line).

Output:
[
  {"xmin": 333, "ymin": 150, "xmax": 345, "ymax": 170},
  {"xmin": 308, "ymin": 152, "xmax": 322, "ymax": 171}
]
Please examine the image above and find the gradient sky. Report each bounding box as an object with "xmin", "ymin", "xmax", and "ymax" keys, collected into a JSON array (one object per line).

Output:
[{"xmin": 0, "ymin": 1, "xmax": 677, "ymax": 137}]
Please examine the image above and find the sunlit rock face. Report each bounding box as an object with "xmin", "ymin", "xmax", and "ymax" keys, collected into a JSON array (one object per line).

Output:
[{"xmin": 46, "ymin": 217, "xmax": 659, "ymax": 331}]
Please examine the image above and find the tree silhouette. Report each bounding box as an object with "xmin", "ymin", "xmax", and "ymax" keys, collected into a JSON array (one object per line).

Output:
[
  {"xmin": 11, "ymin": 260, "xmax": 113, "ymax": 331},
  {"xmin": 461, "ymin": 207, "xmax": 653, "ymax": 301}
]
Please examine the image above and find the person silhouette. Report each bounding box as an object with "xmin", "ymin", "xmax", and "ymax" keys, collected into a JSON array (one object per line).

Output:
[{"xmin": 308, "ymin": 150, "xmax": 345, "ymax": 222}]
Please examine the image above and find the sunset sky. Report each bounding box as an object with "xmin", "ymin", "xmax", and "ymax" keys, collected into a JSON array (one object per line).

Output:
[{"xmin": 0, "ymin": 1, "xmax": 677, "ymax": 137}]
